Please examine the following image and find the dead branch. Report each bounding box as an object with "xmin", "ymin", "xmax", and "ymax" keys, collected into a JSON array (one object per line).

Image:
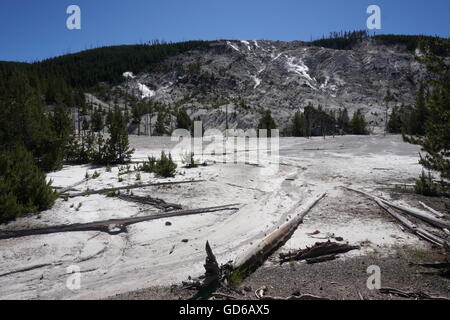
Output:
[
  {"xmin": 63, "ymin": 180, "xmax": 206, "ymax": 198},
  {"xmin": 211, "ymin": 293, "xmax": 238, "ymax": 300},
  {"xmin": 56, "ymin": 178, "xmax": 89, "ymax": 195},
  {"xmin": 419, "ymin": 201, "xmax": 445, "ymax": 218},
  {"xmin": 306, "ymin": 254, "xmax": 337, "ymax": 264},
  {"xmin": 344, "ymin": 187, "xmax": 449, "ymax": 247},
  {"xmin": 0, "ymin": 262, "xmax": 62, "ymax": 278},
  {"xmin": 416, "ymin": 262, "xmax": 450, "ymax": 269},
  {"xmin": 258, "ymin": 294, "xmax": 330, "ymax": 300},
  {"xmin": 115, "ymin": 194, "xmax": 182, "ymax": 211},
  {"xmin": 0, "ymin": 204, "xmax": 240, "ymax": 240},
  {"xmin": 344, "ymin": 187, "xmax": 450, "ymax": 230},
  {"xmin": 189, "ymin": 241, "xmax": 225, "ymax": 300},
  {"xmin": 203, "ymin": 241, "xmax": 221, "ymax": 289},
  {"xmin": 279, "ymin": 241, "xmax": 359, "ymax": 264},
  {"xmin": 379, "ymin": 287, "xmax": 450, "ymax": 301}
]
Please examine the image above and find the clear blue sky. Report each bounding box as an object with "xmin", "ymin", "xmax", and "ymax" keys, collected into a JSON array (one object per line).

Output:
[{"xmin": 1, "ymin": 0, "xmax": 449, "ymax": 62}]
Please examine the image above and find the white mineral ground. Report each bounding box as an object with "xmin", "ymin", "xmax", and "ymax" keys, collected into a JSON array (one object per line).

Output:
[{"xmin": 0, "ymin": 135, "xmax": 430, "ymax": 299}]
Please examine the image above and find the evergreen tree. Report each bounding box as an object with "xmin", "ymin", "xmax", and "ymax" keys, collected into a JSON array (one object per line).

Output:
[
  {"xmin": 406, "ymin": 84, "xmax": 428, "ymax": 135},
  {"xmin": 292, "ymin": 111, "xmax": 307, "ymax": 137},
  {"xmin": 404, "ymin": 38, "xmax": 450, "ymax": 191},
  {"xmin": 82, "ymin": 117, "xmax": 90, "ymax": 132},
  {"xmin": 0, "ymin": 146, "xmax": 57, "ymax": 223},
  {"xmin": 105, "ymin": 107, "xmax": 134, "ymax": 164},
  {"xmin": 257, "ymin": 110, "xmax": 278, "ymax": 137},
  {"xmin": 351, "ymin": 109, "xmax": 368, "ymax": 135},
  {"xmin": 176, "ymin": 108, "xmax": 193, "ymax": 131},
  {"xmin": 131, "ymin": 103, "xmax": 143, "ymax": 135},
  {"xmin": 155, "ymin": 112, "xmax": 168, "ymax": 136},
  {"xmin": 387, "ymin": 105, "xmax": 403, "ymax": 134},
  {"xmin": 91, "ymin": 108, "xmax": 104, "ymax": 133},
  {"xmin": 49, "ymin": 104, "xmax": 74, "ymax": 169},
  {"xmin": 337, "ymin": 108, "xmax": 351, "ymax": 134}
]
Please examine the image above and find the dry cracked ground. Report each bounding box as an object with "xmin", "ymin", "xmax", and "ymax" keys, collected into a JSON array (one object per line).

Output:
[{"xmin": 0, "ymin": 135, "xmax": 449, "ymax": 300}]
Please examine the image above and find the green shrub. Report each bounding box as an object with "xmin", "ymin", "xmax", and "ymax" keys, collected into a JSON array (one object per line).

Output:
[
  {"xmin": 154, "ymin": 152, "xmax": 177, "ymax": 178},
  {"xmin": 414, "ymin": 171, "xmax": 439, "ymax": 196},
  {"xmin": 141, "ymin": 156, "xmax": 156, "ymax": 173},
  {"xmin": 141, "ymin": 152, "xmax": 177, "ymax": 178}
]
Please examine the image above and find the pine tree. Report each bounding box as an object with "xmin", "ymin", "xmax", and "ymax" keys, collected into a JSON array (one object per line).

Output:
[
  {"xmin": 406, "ymin": 84, "xmax": 428, "ymax": 135},
  {"xmin": 337, "ymin": 108, "xmax": 350, "ymax": 134},
  {"xmin": 155, "ymin": 112, "xmax": 168, "ymax": 136},
  {"xmin": 292, "ymin": 111, "xmax": 307, "ymax": 137},
  {"xmin": 0, "ymin": 146, "xmax": 57, "ymax": 223},
  {"xmin": 351, "ymin": 109, "xmax": 368, "ymax": 135},
  {"xmin": 176, "ymin": 108, "xmax": 193, "ymax": 131},
  {"xmin": 131, "ymin": 103, "xmax": 143, "ymax": 135},
  {"xmin": 49, "ymin": 104, "xmax": 74, "ymax": 170},
  {"xmin": 91, "ymin": 107, "xmax": 104, "ymax": 133},
  {"xmin": 105, "ymin": 107, "xmax": 134, "ymax": 164},
  {"xmin": 257, "ymin": 110, "xmax": 278, "ymax": 137},
  {"xmin": 387, "ymin": 105, "xmax": 403, "ymax": 134},
  {"xmin": 404, "ymin": 38, "xmax": 450, "ymax": 191}
]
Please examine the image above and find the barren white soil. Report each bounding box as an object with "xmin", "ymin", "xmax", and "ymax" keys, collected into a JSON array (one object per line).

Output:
[{"xmin": 0, "ymin": 135, "xmax": 434, "ymax": 300}]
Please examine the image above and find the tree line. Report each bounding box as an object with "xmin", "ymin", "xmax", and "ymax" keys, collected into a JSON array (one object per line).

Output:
[{"xmin": 256, "ymin": 104, "xmax": 369, "ymax": 137}]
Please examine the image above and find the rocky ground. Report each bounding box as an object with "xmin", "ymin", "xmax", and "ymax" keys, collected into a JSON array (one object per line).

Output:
[{"xmin": 110, "ymin": 252, "xmax": 450, "ymax": 300}]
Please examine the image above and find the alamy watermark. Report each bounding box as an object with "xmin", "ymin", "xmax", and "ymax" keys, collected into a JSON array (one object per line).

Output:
[
  {"xmin": 66, "ymin": 265, "xmax": 81, "ymax": 290},
  {"xmin": 170, "ymin": 122, "xmax": 280, "ymax": 175},
  {"xmin": 366, "ymin": 265, "xmax": 381, "ymax": 290},
  {"xmin": 66, "ymin": 5, "xmax": 81, "ymax": 30},
  {"xmin": 367, "ymin": 5, "xmax": 382, "ymax": 30}
]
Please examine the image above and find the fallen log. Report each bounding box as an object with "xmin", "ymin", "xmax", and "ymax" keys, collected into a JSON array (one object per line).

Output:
[
  {"xmin": 375, "ymin": 199, "xmax": 448, "ymax": 246},
  {"xmin": 0, "ymin": 204, "xmax": 240, "ymax": 240},
  {"xmin": 63, "ymin": 180, "xmax": 206, "ymax": 198},
  {"xmin": 419, "ymin": 201, "xmax": 445, "ymax": 218},
  {"xmin": 344, "ymin": 187, "xmax": 450, "ymax": 230},
  {"xmin": 115, "ymin": 194, "xmax": 182, "ymax": 211},
  {"xmin": 230, "ymin": 193, "xmax": 327, "ymax": 276},
  {"xmin": 57, "ymin": 178, "xmax": 89, "ymax": 195},
  {"xmin": 279, "ymin": 241, "xmax": 359, "ymax": 264},
  {"xmin": 344, "ymin": 187, "xmax": 449, "ymax": 247}
]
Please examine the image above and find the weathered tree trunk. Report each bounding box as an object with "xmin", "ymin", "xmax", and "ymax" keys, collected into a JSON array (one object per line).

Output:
[
  {"xmin": 344, "ymin": 187, "xmax": 449, "ymax": 247},
  {"xmin": 344, "ymin": 187, "xmax": 450, "ymax": 230},
  {"xmin": 419, "ymin": 201, "xmax": 445, "ymax": 218},
  {"xmin": 0, "ymin": 204, "xmax": 240, "ymax": 240},
  {"xmin": 231, "ymin": 193, "xmax": 326, "ymax": 273},
  {"xmin": 63, "ymin": 180, "xmax": 206, "ymax": 198}
]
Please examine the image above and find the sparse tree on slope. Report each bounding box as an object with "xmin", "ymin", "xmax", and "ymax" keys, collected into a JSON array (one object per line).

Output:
[
  {"xmin": 105, "ymin": 107, "xmax": 134, "ymax": 164},
  {"xmin": 404, "ymin": 38, "xmax": 450, "ymax": 193}
]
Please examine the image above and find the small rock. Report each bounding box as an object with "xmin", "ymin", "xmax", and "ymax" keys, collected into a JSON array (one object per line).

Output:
[
  {"xmin": 243, "ymin": 286, "xmax": 252, "ymax": 292},
  {"xmin": 165, "ymin": 221, "xmax": 172, "ymax": 226},
  {"xmin": 182, "ymin": 239, "xmax": 189, "ymax": 243},
  {"xmin": 292, "ymin": 289, "xmax": 301, "ymax": 296},
  {"xmin": 335, "ymin": 236, "xmax": 344, "ymax": 242}
]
